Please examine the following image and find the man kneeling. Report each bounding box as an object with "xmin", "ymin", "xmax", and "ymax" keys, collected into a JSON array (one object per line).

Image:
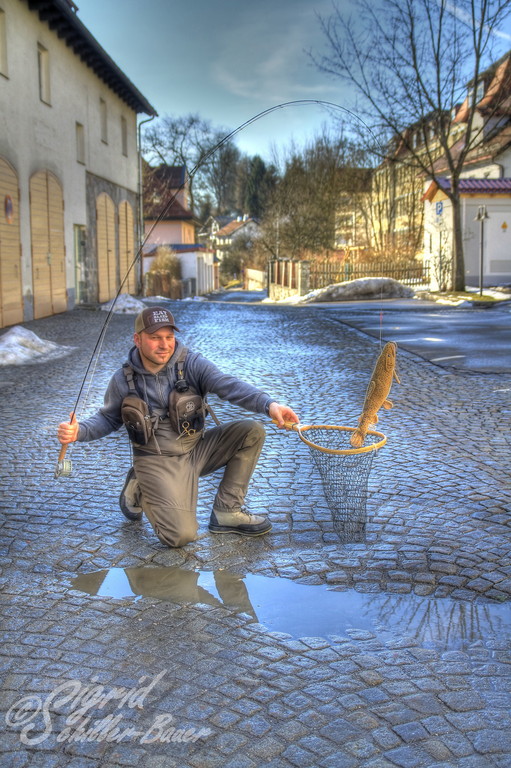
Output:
[{"xmin": 57, "ymin": 306, "xmax": 298, "ymax": 548}]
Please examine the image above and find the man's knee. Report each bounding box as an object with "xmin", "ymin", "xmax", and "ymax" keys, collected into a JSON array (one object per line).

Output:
[
  {"xmin": 239, "ymin": 418, "xmax": 266, "ymax": 447},
  {"xmin": 157, "ymin": 529, "xmax": 196, "ymax": 548},
  {"xmin": 146, "ymin": 509, "xmax": 198, "ymax": 548}
]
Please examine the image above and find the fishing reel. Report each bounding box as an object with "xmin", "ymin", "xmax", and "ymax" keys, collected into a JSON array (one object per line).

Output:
[
  {"xmin": 54, "ymin": 413, "xmax": 75, "ymax": 478},
  {"xmin": 55, "ymin": 456, "xmax": 72, "ymax": 478},
  {"xmin": 54, "ymin": 445, "xmax": 73, "ymax": 478},
  {"xmin": 175, "ymin": 379, "xmax": 189, "ymax": 393}
]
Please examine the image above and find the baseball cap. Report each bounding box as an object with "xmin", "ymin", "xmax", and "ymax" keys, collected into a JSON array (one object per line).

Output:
[{"xmin": 135, "ymin": 306, "xmax": 180, "ymax": 334}]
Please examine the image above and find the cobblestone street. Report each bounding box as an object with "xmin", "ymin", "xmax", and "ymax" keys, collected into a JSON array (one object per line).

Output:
[{"xmin": 1, "ymin": 300, "xmax": 510, "ymax": 768}]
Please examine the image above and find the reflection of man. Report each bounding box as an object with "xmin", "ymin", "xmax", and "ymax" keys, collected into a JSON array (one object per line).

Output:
[
  {"xmin": 212, "ymin": 569, "xmax": 257, "ymax": 619},
  {"xmin": 58, "ymin": 307, "xmax": 298, "ymax": 549},
  {"xmin": 74, "ymin": 567, "xmax": 258, "ymax": 620}
]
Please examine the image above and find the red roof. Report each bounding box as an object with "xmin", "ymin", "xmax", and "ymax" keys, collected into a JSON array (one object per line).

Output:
[{"xmin": 215, "ymin": 218, "xmax": 253, "ymax": 238}]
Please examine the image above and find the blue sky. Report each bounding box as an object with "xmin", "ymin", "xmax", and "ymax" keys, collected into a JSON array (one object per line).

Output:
[
  {"xmin": 76, "ymin": 0, "xmax": 511, "ymax": 162},
  {"xmin": 76, "ymin": 0, "xmax": 348, "ymax": 161}
]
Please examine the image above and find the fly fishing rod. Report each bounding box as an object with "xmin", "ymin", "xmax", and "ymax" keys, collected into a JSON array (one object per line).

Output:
[{"xmin": 54, "ymin": 99, "xmax": 383, "ymax": 478}]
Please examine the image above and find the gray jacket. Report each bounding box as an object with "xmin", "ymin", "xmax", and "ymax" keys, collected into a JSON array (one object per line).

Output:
[{"xmin": 77, "ymin": 340, "xmax": 274, "ymax": 443}]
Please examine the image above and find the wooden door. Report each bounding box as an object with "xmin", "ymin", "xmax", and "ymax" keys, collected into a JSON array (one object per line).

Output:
[
  {"xmin": 30, "ymin": 170, "xmax": 66, "ymax": 319},
  {"xmin": 0, "ymin": 158, "xmax": 23, "ymax": 327},
  {"xmin": 96, "ymin": 193, "xmax": 117, "ymax": 302}
]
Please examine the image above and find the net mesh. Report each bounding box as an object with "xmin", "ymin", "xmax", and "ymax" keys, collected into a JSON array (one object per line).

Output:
[{"xmin": 300, "ymin": 427, "xmax": 382, "ymax": 543}]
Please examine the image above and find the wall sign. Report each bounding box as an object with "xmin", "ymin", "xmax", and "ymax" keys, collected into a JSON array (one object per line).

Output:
[{"xmin": 435, "ymin": 201, "xmax": 443, "ymax": 216}]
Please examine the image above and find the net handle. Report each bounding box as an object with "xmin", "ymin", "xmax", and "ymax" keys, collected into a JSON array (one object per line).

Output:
[{"xmin": 271, "ymin": 420, "xmax": 387, "ymax": 455}]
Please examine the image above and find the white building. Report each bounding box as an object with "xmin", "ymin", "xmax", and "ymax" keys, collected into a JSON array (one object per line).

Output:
[
  {"xmin": 207, "ymin": 215, "xmax": 260, "ymax": 263},
  {"xmin": 424, "ymin": 178, "xmax": 511, "ymax": 290},
  {"xmin": 0, "ymin": 0, "xmax": 156, "ymax": 327}
]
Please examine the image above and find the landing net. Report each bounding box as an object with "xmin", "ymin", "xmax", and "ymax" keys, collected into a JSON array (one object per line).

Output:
[{"xmin": 296, "ymin": 425, "xmax": 386, "ymax": 543}]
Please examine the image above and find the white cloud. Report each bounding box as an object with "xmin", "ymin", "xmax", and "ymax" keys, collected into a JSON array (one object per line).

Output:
[
  {"xmin": 443, "ymin": 1, "xmax": 511, "ymax": 41},
  {"xmin": 210, "ymin": 0, "xmax": 337, "ymax": 103}
]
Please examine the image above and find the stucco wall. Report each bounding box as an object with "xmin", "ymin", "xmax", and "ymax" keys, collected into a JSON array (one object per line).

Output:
[
  {"xmin": 144, "ymin": 220, "xmax": 196, "ymax": 246},
  {"xmin": 424, "ymin": 194, "xmax": 511, "ymax": 288},
  {"xmin": 0, "ymin": 0, "xmax": 141, "ymax": 317}
]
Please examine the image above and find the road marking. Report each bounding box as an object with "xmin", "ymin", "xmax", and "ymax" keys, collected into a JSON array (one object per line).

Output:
[{"xmin": 430, "ymin": 355, "xmax": 466, "ymax": 362}]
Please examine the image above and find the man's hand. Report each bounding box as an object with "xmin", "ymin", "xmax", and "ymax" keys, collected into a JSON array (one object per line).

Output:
[
  {"xmin": 57, "ymin": 413, "xmax": 79, "ymax": 445},
  {"xmin": 268, "ymin": 402, "xmax": 299, "ymax": 429}
]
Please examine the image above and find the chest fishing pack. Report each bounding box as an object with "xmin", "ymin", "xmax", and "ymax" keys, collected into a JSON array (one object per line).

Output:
[
  {"xmin": 169, "ymin": 347, "xmax": 205, "ymax": 437},
  {"xmin": 121, "ymin": 366, "xmax": 156, "ymax": 445},
  {"xmin": 121, "ymin": 347, "xmax": 214, "ymax": 444}
]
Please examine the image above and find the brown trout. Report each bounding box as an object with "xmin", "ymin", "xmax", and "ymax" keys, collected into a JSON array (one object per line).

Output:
[{"xmin": 349, "ymin": 342, "xmax": 400, "ymax": 448}]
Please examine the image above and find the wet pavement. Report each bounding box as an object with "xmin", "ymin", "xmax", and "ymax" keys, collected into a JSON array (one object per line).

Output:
[
  {"xmin": 312, "ymin": 301, "xmax": 511, "ymax": 374},
  {"xmin": 1, "ymin": 299, "xmax": 511, "ymax": 767}
]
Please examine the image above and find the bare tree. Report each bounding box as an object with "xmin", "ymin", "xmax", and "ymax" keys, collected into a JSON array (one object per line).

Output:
[
  {"xmin": 261, "ymin": 130, "xmax": 370, "ymax": 259},
  {"xmin": 142, "ymin": 114, "xmax": 239, "ymax": 217},
  {"xmin": 203, "ymin": 141, "xmax": 242, "ymax": 216},
  {"xmin": 314, "ymin": 0, "xmax": 511, "ymax": 289}
]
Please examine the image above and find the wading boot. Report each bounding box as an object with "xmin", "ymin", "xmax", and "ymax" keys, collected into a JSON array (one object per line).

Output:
[
  {"xmin": 208, "ymin": 507, "xmax": 271, "ymax": 536},
  {"xmin": 119, "ymin": 467, "xmax": 143, "ymax": 521}
]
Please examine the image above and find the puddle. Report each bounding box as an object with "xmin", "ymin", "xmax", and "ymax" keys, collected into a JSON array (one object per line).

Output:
[{"xmin": 70, "ymin": 567, "xmax": 511, "ymax": 649}]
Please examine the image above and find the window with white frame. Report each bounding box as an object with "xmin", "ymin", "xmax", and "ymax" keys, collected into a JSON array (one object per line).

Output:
[
  {"xmin": 121, "ymin": 115, "xmax": 128, "ymax": 156},
  {"xmin": 100, "ymin": 97, "xmax": 108, "ymax": 143},
  {"xmin": 0, "ymin": 9, "xmax": 7, "ymax": 78},
  {"xmin": 76, "ymin": 122, "xmax": 85, "ymax": 164},
  {"xmin": 37, "ymin": 42, "xmax": 51, "ymax": 104}
]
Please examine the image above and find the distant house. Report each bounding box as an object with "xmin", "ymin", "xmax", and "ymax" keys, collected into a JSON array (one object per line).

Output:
[
  {"xmin": 142, "ymin": 164, "xmax": 216, "ymax": 296},
  {"xmin": 209, "ymin": 215, "xmax": 260, "ymax": 262},
  {"xmin": 0, "ymin": 0, "xmax": 156, "ymax": 327},
  {"xmin": 423, "ymin": 51, "xmax": 511, "ymax": 288},
  {"xmin": 197, "ymin": 214, "xmax": 234, "ymax": 246}
]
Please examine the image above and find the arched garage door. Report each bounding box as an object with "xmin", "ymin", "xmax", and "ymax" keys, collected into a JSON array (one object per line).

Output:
[
  {"xmin": 0, "ymin": 157, "xmax": 23, "ymax": 327},
  {"xmin": 30, "ymin": 170, "xmax": 67, "ymax": 319},
  {"xmin": 96, "ymin": 192, "xmax": 117, "ymax": 303},
  {"xmin": 119, "ymin": 200, "xmax": 136, "ymax": 295}
]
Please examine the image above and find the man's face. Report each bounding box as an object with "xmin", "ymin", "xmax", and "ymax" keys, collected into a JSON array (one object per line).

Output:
[{"xmin": 134, "ymin": 327, "xmax": 176, "ymax": 372}]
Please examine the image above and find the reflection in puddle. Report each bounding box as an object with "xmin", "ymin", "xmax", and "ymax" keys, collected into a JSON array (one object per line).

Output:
[{"xmin": 70, "ymin": 567, "xmax": 511, "ymax": 649}]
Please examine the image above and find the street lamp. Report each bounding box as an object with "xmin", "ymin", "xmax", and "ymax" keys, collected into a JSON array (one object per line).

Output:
[{"xmin": 474, "ymin": 205, "xmax": 489, "ymax": 296}]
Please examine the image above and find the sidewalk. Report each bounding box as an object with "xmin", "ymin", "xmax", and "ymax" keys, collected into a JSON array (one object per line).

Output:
[{"xmin": 1, "ymin": 301, "xmax": 510, "ymax": 767}]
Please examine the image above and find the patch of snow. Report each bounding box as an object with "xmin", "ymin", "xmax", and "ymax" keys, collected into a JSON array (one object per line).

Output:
[
  {"xmin": 100, "ymin": 294, "xmax": 146, "ymax": 313},
  {"xmin": 0, "ymin": 326, "xmax": 76, "ymax": 366},
  {"xmin": 264, "ymin": 277, "xmax": 415, "ymax": 304},
  {"xmin": 466, "ymin": 286, "xmax": 511, "ymax": 300},
  {"xmin": 262, "ymin": 293, "xmax": 307, "ymax": 305},
  {"xmin": 306, "ymin": 277, "xmax": 415, "ymax": 303}
]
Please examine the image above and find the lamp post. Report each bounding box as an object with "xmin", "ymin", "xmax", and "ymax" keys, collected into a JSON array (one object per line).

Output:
[{"xmin": 474, "ymin": 205, "xmax": 489, "ymax": 296}]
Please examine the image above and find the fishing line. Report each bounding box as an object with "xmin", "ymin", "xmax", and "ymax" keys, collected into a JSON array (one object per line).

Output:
[
  {"xmin": 67, "ymin": 99, "xmax": 384, "ymax": 421},
  {"xmin": 380, "ymin": 287, "xmax": 384, "ymax": 348}
]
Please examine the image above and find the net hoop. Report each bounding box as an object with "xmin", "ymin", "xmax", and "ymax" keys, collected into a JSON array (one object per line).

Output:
[{"xmin": 293, "ymin": 424, "xmax": 387, "ymax": 456}]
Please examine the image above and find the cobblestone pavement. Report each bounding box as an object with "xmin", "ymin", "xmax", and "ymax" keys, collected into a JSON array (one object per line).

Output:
[{"xmin": 1, "ymin": 301, "xmax": 510, "ymax": 768}]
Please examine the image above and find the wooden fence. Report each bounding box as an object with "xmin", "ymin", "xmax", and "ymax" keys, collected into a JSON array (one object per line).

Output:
[
  {"xmin": 268, "ymin": 259, "xmax": 431, "ymax": 299},
  {"xmin": 308, "ymin": 260, "xmax": 431, "ymax": 291}
]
